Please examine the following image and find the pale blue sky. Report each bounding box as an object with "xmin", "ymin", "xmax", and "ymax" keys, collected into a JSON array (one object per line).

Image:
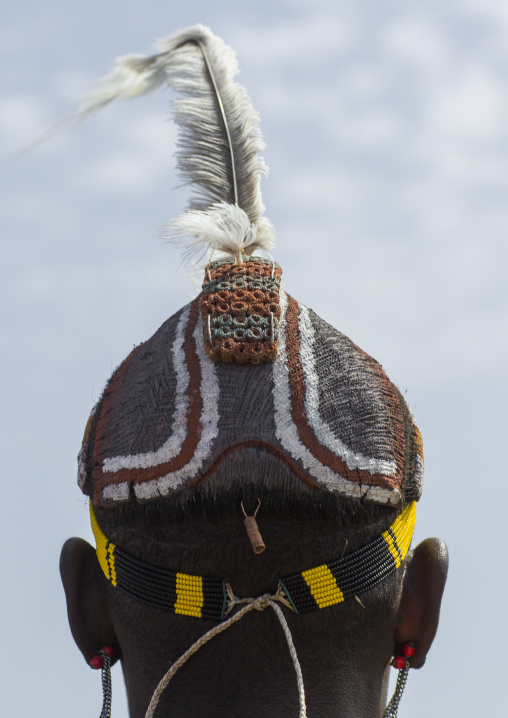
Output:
[{"xmin": 2, "ymin": 1, "xmax": 507, "ymax": 715}]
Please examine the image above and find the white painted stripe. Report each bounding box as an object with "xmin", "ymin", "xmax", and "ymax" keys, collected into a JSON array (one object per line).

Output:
[
  {"xmin": 102, "ymin": 305, "xmax": 191, "ymax": 473},
  {"xmin": 414, "ymin": 454, "xmax": 424, "ymax": 487},
  {"xmin": 135, "ymin": 314, "xmax": 220, "ymax": 499},
  {"xmin": 298, "ymin": 304, "xmax": 397, "ymax": 476},
  {"xmin": 77, "ymin": 444, "xmax": 88, "ymax": 491},
  {"xmin": 102, "ymin": 482, "xmax": 130, "ymax": 502},
  {"xmin": 362, "ymin": 484, "xmax": 401, "ymax": 506},
  {"xmin": 77, "ymin": 403, "xmax": 98, "ymax": 490},
  {"xmin": 272, "ymin": 292, "xmax": 398, "ymax": 504}
]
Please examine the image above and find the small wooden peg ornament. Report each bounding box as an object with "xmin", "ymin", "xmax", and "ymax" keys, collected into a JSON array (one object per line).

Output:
[{"xmin": 241, "ymin": 499, "xmax": 265, "ymax": 554}]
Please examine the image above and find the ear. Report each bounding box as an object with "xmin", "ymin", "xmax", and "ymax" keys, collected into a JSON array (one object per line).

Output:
[
  {"xmin": 394, "ymin": 537, "xmax": 448, "ymax": 669},
  {"xmin": 60, "ymin": 537, "xmax": 120, "ymax": 666}
]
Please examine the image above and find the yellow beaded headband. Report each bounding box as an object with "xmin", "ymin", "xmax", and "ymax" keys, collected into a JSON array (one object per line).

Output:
[{"xmin": 90, "ymin": 501, "xmax": 416, "ymax": 621}]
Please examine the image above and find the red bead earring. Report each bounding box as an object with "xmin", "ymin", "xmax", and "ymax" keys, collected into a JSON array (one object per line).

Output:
[
  {"xmin": 391, "ymin": 655, "xmax": 407, "ymax": 670},
  {"xmin": 384, "ymin": 642, "xmax": 415, "ymax": 717},
  {"xmin": 90, "ymin": 645, "xmax": 115, "ymax": 669},
  {"xmin": 391, "ymin": 640, "xmax": 415, "ymax": 669},
  {"xmin": 90, "ymin": 646, "xmax": 114, "ymax": 718},
  {"xmin": 402, "ymin": 641, "xmax": 415, "ymax": 658}
]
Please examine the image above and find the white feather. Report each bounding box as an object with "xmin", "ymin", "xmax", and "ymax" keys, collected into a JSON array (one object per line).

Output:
[
  {"xmin": 167, "ymin": 202, "xmax": 274, "ymax": 263},
  {"xmin": 58, "ymin": 25, "xmax": 274, "ymax": 265}
]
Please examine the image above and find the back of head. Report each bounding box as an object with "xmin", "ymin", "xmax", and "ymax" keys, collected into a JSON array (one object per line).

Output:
[{"xmin": 60, "ymin": 25, "xmax": 446, "ymax": 718}]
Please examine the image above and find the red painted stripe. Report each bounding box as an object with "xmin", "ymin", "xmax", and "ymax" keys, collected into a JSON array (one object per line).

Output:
[{"xmin": 187, "ymin": 440, "xmax": 321, "ymax": 490}]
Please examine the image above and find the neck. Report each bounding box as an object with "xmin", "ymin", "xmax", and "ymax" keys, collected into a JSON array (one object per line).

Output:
[{"xmin": 120, "ymin": 611, "xmax": 391, "ymax": 718}]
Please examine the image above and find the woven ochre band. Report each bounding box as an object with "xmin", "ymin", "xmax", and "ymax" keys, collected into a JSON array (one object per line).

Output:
[{"xmin": 90, "ymin": 501, "xmax": 416, "ymax": 621}]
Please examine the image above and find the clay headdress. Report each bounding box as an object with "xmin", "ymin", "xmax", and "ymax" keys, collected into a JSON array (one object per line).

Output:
[{"xmin": 76, "ymin": 24, "xmax": 423, "ymax": 518}]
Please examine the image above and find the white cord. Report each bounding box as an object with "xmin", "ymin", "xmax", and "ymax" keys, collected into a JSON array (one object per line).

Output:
[{"xmin": 144, "ymin": 586, "xmax": 307, "ymax": 718}]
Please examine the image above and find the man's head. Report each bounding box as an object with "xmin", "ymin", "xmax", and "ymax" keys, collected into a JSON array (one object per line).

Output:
[{"xmin": 60, "ymin": 25, "xmax": 448, "ymax": 717}]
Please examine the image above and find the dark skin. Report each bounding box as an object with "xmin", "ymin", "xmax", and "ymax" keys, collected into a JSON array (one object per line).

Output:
[{"xmin": 61, "ymin": 502, "xmax": 448, "ymax": 718}]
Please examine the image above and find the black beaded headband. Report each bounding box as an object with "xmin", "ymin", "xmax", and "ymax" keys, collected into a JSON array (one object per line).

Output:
[{"xmin": 90, "ymin": 502, "xmax": 416, "ymax": 621}]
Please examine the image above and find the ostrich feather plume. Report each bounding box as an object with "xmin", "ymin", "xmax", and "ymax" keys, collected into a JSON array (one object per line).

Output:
[{"xmin": 65, "ymin": 25, "xmax": 275, "ymax": 264}]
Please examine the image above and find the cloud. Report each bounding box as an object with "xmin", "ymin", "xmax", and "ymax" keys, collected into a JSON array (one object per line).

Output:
[
  {"xmin": 232, "ymin": 13, "xmax": 352, "ymax": 67},
  {"xmin": 0, "ymin": 94, "xmax": 47, "ymax": 151},
  {"xmin": 381, "ymin": 15, "xmax": 450, "ymax": 67},
  {"xmin": 73, "ymin": 110, "xmax": 177, "ymax": 194},
  {"xmin": 431, "ymin": 65, "xmax": 503, "ymax": 138}
]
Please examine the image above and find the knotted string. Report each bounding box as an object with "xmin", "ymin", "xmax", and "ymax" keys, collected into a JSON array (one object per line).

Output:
[{"xmin": 144, "ymin": 584, "xmax": 307, "ymax": 718}]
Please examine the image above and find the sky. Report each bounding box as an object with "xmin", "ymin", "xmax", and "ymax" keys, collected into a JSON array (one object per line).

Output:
[{"xmin": 2, "ymin": 0, "xmax": 507, "ymax": 716}]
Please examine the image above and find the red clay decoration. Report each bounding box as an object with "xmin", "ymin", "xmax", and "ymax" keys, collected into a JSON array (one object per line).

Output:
[
  {"xmin": 402, "ymin": 642, "xmax": 416, "ymax": 658},
  {"xmin": 392, "ymin": 656, "xmax": 406, "ymax": 670},
  {"xmin": 90, "ymin": 655, "xmax": 104, "ymax": 670}
]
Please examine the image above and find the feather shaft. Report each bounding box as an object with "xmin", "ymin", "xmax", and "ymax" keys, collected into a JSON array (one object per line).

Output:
[{"xmin": 193, "ymin": 39, "xmax": 239, "ymax": 206}]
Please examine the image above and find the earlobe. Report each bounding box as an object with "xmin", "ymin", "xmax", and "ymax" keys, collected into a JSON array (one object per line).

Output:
[
  {"xmin": 394, "ymin": 537, "xmax": 448, "ymax": 669},
  {"xmin": 60, "ymin": 537, "xmax": 119, "ymax": 666}
]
